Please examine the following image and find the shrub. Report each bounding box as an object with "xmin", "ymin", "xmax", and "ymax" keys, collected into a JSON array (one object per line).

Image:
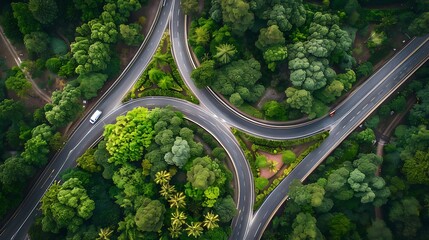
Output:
[
  {"xmin": 282, "ymin": 150, "xmax": 296, "ymax": 165},
  {"xmin": 255, "ymin": 177, "xmax": 269, "ymax": 191},
  {"xmin": 255, "ymin": 155, "xmax": 268, "ymax": 169},
  {"xmin": 45, "ymin": 57, "xmax": 62, "ymax": 73}
]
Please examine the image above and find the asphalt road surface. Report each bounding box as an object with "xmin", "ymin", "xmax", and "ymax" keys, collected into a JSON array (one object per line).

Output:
[
  {"xmin": 170, "ymin": 2, "xmax": 429, "ymax": 238},
  {"xmin": 0, "ymin": 0, "xmax": 172, "ymax": 238}
]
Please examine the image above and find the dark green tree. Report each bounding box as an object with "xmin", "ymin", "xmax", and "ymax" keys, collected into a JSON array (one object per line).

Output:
[{"xmin": 28, "ymin": 0, "xmax": 58, "ymax": 25}]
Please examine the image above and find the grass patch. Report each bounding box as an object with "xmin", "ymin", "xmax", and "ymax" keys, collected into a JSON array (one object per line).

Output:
[{"xmin": 237, "ymin": 103, "xmax": 263, "ymax": 119}]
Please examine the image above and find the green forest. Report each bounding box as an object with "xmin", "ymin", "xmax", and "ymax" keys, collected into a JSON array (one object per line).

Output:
[
  {"xmin": 187, "ymin": 0, "xmax": 429, "ymax": 120},
  {"xmin": 262, "ymin": 66, "xmax": 429, "ymax": 240},
  {"xmin": 0, "ymin": 0, "xmax": 148, "ymax": 223},
  {"xmin": 30, "ymin": 107, "xmax": 236, "ymax": 239}
]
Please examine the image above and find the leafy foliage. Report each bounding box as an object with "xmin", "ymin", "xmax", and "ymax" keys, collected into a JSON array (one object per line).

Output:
[{"xmin": 45, "ymin": 85, "xmax": 82, "ymax": 127}]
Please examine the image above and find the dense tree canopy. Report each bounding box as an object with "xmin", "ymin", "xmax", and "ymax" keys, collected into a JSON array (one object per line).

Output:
[
  {"xmin": 103, "ymin": 107, "xmax": 154, "ymax": 165},
  {"xmin": 212, "ymin": 58, "xmax": 264, "ymax": 104},
  {"xmin": 28, "ymin": 0, "xmax": 58, "ymax": 25},
  {"xmin": 220, "ymin": 0, "xmax": 254, "ymax": 35},
  {"xmin": 41, "ymin": 178, "xmax": 95, "ymax": 233},
  {"xmin": 45, "ymin": 84, "xmax": 82, "ymax": 127}
]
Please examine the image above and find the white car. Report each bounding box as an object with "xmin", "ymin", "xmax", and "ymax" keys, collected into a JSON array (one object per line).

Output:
[{"xmin": 89, "ymin": 110, "xmax": 102, "ymax": 124}]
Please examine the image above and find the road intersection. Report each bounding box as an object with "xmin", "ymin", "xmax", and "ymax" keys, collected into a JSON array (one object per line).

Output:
[{"xmin": 1, "ymin": 0, "xmax": 429, "ymax": 239}]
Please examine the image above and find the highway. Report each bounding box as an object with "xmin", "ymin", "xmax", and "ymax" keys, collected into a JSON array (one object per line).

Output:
[
  {"xmin": 170, "ymin": 1, "xmax": 429, "ymax": 238},
  {"xmin": 1, "ymin": 0, "xmax": 429, "ymax": 239},
  {"xmin": 247, "ymin": 37, "xmax": 429, "ymax": 240},
  {"xmin": 0, "ymin": 0, "xmax": 173, "ymax": 238}
]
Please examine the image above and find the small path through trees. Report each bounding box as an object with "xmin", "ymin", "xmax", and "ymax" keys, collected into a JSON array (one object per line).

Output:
[{"xmin": 0, "ymin": 26, "xmax": 51, "ymax": 103}]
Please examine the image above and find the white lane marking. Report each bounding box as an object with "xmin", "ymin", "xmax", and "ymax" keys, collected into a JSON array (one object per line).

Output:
[
  {"xmin": 357, "ymin": 111, "xmax": 361, "ymax": 115},
  {"xmin": 255, "ymin": 223, "xmax": 263, "ymax": 237},
  {"xmin": 351, "ymin": 116, "xmax": 355, "ymax": 121},
  {"xmin": 363, "ymin": 103, "xmax": 368, "ymax": 109},
  {"xmin": 371, "ymin": 97, "xmax": 375, "ymax": 102}
]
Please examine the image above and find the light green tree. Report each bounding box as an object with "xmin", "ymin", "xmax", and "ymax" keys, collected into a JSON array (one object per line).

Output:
[
  {"xmin": 186, "ymin": 222, "xmax": 204, "ymax": 238},
  {"xmin": 203, "ymin": 212, "xmax": 220, "ymax": 230},
  {"xmin": 214, "ymin": 44, "xmax": 237, "ymax": 64},
  {"xmin": 164, "ymin": 137, "xmax": 191, "ymax": 168},
  {"xmin": 169, "ymin": 192, "xmax": 187, "ymax": 209}
]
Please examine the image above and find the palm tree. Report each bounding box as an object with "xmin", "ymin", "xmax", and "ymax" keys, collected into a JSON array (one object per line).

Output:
[
  {"xmin": 169, "ymin": 192, "xmax": 186, "ymax": 209},
  {"xmin": 203, "ymin": 212, "xmax": 219, "ymax": 230},
  {"xmin": 268, "ymin": 160, "xmax": 278, "ymax": 173},
  {"xmin": 97, "ymin": 227, "xmax": 113, "ymax": 240},
  {"xmin": 185, "ymin": 222, "xmax": 203, "ymax": 238},
  {"xmin": 214, "ymin": 43, "xmax": 237, "ymax": 64},
  {"xmin": 168, "ymin": 224, "xmax": 182, "ymax": 238},
  {"xmin": 171, "ymin": 210, "xmax": 187, "ymax": 227},
  {"xmin": 194, "ymin": 27, "xmax": 210, "ymax": 45},
  {"xmin": 160, "ymin": 183, "xmax": 176, "ymax": 199},
  {"xmin": 152, "ymin": 51, "xmax": 170, "ymax": 68},
  {"xmin": 155, "ymin": 170, "xmax": 171, "ymax": 185}
]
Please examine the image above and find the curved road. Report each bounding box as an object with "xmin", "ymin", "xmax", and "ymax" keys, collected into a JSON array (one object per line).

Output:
[
  {"xmin": 0, "ymin": 0, "xmax": 173, "ymax": 238},
  {"xmin": 170, "ymin": 2, "xmax": 429, "ymax": 238},
  {"xmin": 1, "ymin": 0, "xmax": 429, "ymax": 239}
]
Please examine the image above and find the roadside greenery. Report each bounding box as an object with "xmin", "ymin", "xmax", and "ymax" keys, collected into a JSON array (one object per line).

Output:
[
  {"xmin": 125, "ymin": 32, "xmax": 199, "ymax": 104},
  {"xmin": 232, "ymin": 128, "xmax": 329, "ymax": 209},
  {"xmin": 0, "ymin": 62, "xmax": 64, "ymax": 220},
  {"xmin": 0, "ymin": 0, "xmax": 149, "ymax": 223},
  {"xmin": 30, "ymin": 107, "xmax": 235, "ymax": 239},
  {"xmin": 263, "ymin": 64, "xmax": 429, "ymax": 240},
  {"xmin": 186, "ymin": 0, "xmax": 429, "ymax": 122}
]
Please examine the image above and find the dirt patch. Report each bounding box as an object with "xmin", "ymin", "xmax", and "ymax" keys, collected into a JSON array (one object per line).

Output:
[
  {"xmin": 258, "ymin": 151, "xmax": 284, "ymax": 179},
  {"xmin": 256, "ymin": 87, "xmax": 285, "ymax": 109}
]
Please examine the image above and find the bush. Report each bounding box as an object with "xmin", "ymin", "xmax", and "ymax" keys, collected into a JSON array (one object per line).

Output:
[
  {"xmin": 238, "ymin": 131, "xmax": 329, "ymax": 148},
  {"xmin": 282, "ymin": 150, "xmax": 296, "ymax": 165},
  {"xmin": 255, "ymin": 155, "xmax": 268, "ymax": 169},
  {"xmin": 45, "ymin": 57, "xmax": 62, "ymax": 73},
  {"xmin": 356, "ymin": 61, "xmax": 373, "ymax": 78},
  {"xmin": 194, "ymin": 46, "xmax": 205, "ymax": 60},
  {"xmin": 255, "ymin": 177, "xmax": 269, "ymax": 190},
  {"xmin": 137, "ymin": 88, "xmax": 199, "ymax": 104}
]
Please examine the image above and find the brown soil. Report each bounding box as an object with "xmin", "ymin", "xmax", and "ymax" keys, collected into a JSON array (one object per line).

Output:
[
  {"xmin": 259, "ymin": 151, "xmax": 284, "ymax": 179},
  {"xmin": 256, "ymin": 87, "xmax": 285, "ymax": 109}
]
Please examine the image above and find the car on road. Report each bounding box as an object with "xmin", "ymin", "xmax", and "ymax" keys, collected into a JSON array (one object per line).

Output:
[
  {"xmin": 329, "ymin": 110, "xmax": 336, "ymax": 117},
  {"xmin": 89, "ymin": 110, "xmax": 102, "ymax": 124}
]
